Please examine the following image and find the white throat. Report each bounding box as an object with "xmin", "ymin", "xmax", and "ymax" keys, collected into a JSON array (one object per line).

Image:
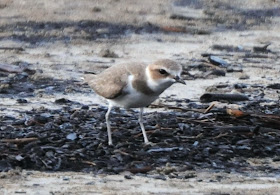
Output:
[{"xmin": 145, "ymin": 67, "xmax": 173, "ymax": 95}]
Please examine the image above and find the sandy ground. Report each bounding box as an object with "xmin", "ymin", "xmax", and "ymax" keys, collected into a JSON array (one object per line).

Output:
[
  {"xmin": 1, "ymin": 0, "xmax": 280, "ymax": 194},
  {"xmin": 1, "ymin": 169, "xmax": 280, "ymax": 195}
]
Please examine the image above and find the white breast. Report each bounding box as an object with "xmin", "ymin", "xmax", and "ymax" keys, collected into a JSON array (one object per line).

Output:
[{"xmin": 108, "ymin": 75, "xmax": 158, "ymax": 108}]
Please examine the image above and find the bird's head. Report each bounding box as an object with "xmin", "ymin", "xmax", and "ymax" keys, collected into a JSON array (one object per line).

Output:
[{"xmin": 146, "ymin": 59, "xmax": 185, "ymax": 94}]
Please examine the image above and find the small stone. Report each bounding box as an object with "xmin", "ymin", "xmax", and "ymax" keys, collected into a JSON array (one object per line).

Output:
[
  {"xmin": 96, "ymin": 28, "xmax": 110, "ymax": 34},
  {"xmin": 55, "ymin": 98, "xmax": 72, "ymax": 104},
  {"xmin": 234, "ymin": 83, "xmax": 248, "ymax": 89},
  {"xmin": 81, "ymin": 105, "xmax": 89, "ymax": 110},
  {"xmin": 99, "ymin": 49, "xmax": 118, "ymax": 58},
  {"xmin": 124, "ymin": 175, "xmax": 133, "ymax": 179},
  {"xmin": 208, "ymin": 56, "xmax": 229, "ymax": 68},
  {"xmin": 239, "ymin": 73, "xmax": 250, "ymax": 80},
  {"xmin": 86, "ymin": 181, "xmax": 95, "ymax": 185},
  {"xmin": 66, "ymin": 133, "xmax": 77, "ymax": 140},
  {"xmin": 63, "ymin": 177, "xmax": 70, "ymax": 181},
  {"xmin": 227, "ymin": 65, "xmax": 243, "ymax": 73},
  {"xmin": 267, "ymin": 83, "xmax": 280, "ymax": 89},
  {"xmin": 210, "ymin": 69, "xmax": 226, "ymax": 76},
  {"xmin": 15, "ymin": 155, "xmax": 24, "ymax": 161},
  {"xmin": 17, "ymin": 98, "xmax": 28, "ymax": 103},
  {"xmin": 92, "ymin": 7, "xmax": 101, "ymax": 12}
]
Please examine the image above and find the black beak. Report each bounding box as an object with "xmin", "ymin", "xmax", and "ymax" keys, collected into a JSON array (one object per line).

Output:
[{"xmin": 174, "ymin": 76, "xmax": 186, "ymax": 85}]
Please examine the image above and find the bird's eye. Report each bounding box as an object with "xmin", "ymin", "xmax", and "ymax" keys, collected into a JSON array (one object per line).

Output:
[{"xmin": 158, "ymin": 69, "xmax": 168, "ymax": 75}]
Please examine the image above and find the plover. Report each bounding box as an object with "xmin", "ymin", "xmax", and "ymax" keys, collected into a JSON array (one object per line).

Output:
[{"xmin": 85, "ymin": 59, "xmax": 185, "ymax": 145}]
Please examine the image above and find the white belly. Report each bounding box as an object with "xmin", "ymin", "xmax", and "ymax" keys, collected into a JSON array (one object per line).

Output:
[
  {"xmin": 107, "ymin": 74, "xmax": 160, "ymax": 108},
  {"xmin": 108, "ymin": 91, "xmax": 158, "ymax": 108}
]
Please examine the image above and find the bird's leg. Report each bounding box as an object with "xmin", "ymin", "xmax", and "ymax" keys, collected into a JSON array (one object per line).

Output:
[
  {"xmin": 105, "ymin": 104, "xmax": 113, "ymax": 145},
  {"xmin": 139, "ymin": 107, "xmax": 149, "ymax": 144}
]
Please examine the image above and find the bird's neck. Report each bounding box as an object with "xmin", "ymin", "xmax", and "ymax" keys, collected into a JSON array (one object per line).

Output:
[{"xmin": 145, "ymin": 67, "xmax": 172, "ymax": 95}]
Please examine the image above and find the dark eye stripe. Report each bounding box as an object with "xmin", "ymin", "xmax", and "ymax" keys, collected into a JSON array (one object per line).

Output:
[{"xmin": 159, "ymin": 69, "xmax": 168, "ymax": 75}]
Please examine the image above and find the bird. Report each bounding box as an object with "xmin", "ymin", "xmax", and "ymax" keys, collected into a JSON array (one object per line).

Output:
[{"xmin": 85, "ymin": 59, "xmax": 185, "ymax": 145}]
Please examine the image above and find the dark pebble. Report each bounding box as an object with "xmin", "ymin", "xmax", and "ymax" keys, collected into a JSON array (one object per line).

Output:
[
  {"xmin": 267, "ymin": 83, "xmax": 280, "ymax": 89},
  {"xmin": 81, "ymin": 105, "xmax": 89, "ymax": 110},
  {"xmin": 147, "ymin": 175, "xmax": 166, "ymax": 180},
  {"xmin": 34, "ymin": 115, "xmax": 49, "ymax": 124},
  {"xmin": 234, "ymin": 83, "xmax": 248, "ymax": 89},
  {"xmin": 17, "ymin": 98, "xmax": 28, "ymax": 103},
  {"xmin": 12, "ymin": 119, "xmax": 25, "ymax": 125},
  {"xmin": 124, "ymin": 175, "xmax": 133, "ymax": 179},
  {"xmin": 210, "ymin": 69, "xmax": 226, "ymax": 76},
  {"xmin": 0, "ymin": 160, "xmax": 12, "ymax": 172},
  {"xmin": 55, "ymin": 98, "xmax": 72, "ymax": 104},
  {"xmin": 0, "ymin": 88, "xmax": 279, "ymax": 178},
  {"xmin": 208, "ymin": 56, "xmax": 229, "ymax": 68},
  {"xmin": 85, "ymin": 181, "xmax": 95, "ymax": 185}
]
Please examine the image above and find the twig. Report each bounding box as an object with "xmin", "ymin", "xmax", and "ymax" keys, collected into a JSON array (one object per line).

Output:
[
  {"xmin": 244, "ymin": 53, "xmax": 270, "ymax": 58},
  {"xmin": 253, "ymin": 43, "xmax": 271, "ymax": 53},
  {"xmin": 128, "ymin": 166, "xmax": 152, "ymax": 174},
  {"xmin": 0, "ymin": 47, "xmax": 24, "ymax": 51},
  {"xmin": 204, "ymin": 103, "xmax": 215, "ymax": 113},
  {"xmin": 149, "ymin": 104, "xmax": 205, "ymax": 113},
  {"xmin": 81, "ymin": 160, "xmax": 96, "ymax": 166},
  {"xmin": 1, "ymin": 137, "xmax": 38, "ymax": 144},
  {"xmin": 159, "ymin": 127, "xmax": 174, "ymax": 130},
  {"xmin": 0, "ymin": 63, "xmax": 24, "ymax": 73},
  {"xmin": 177, "ymin": 117, "xmax": 214, "ymax": 125},
  {"xmin": 200, "ymin": 93, "xmax": 249, "ymax": 103},
  {"xmin": 201, "ymin": 53, "xmax": 234, "ymax": 57},
  {"xmin": 134, "ymin": 130, "xmax": 155, "ymax": 138},
  {"xmin": 200, "ymin": 62, "xmax": 224, "ymax": 70},
  {"xmin": 181, "ymin": 133, "xmax": 204, "ymax": 139},
  {"xmin": 114, "ymin": 149, "xmax": 132, "ymax": 156},
  {"xmin": 213, "ymin": 133, "xmax": 229, "ymax": 139}
]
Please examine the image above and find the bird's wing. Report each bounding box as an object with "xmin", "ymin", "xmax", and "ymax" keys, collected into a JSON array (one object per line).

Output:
[{"xmin": 84, "ymin": 64, "xmax": 130, "ymax": 99}]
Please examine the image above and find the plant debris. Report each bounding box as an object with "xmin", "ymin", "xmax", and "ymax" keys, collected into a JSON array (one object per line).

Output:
[
  {"xmin": 200, "ymin": 93, "xmax": 249, "ymax": 102},
  {"xmin": 0, "ymin": 72, "xmax": 280, "ymax": 176}
]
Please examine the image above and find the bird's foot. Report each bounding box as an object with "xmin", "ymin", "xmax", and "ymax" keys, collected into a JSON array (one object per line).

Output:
[{"xmin": 143, "ymin": 141, "xmax": 156, "ymax": 147}]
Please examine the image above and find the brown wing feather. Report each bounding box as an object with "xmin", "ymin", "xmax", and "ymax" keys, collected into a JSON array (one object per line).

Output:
[
  {"xmin": 85, "ymin": 62, "xmax": 150, "ymax": 99},
  {"xmin": 85, "ymin": 63, "xmax": 130, "ymax": 99}
]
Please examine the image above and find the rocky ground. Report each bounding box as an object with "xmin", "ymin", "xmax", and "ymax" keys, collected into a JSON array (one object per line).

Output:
[{"xmin": 0, "ymin": 0, "xmax": 280, "ymax": 194}]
